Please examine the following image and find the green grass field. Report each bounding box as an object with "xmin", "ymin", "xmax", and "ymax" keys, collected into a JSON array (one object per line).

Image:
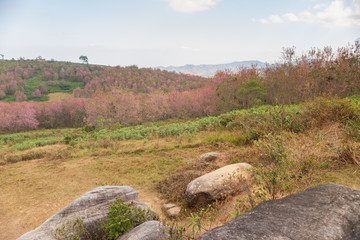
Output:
[{"xmin": 2, "ymin": 77, "xmax": 84, "ymax": 102}]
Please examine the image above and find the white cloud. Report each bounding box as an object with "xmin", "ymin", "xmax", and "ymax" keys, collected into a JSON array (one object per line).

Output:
[
  {"xmin": 283, "ymin": 13, "xmax": 299, "ymax": 22},
  {"xmin": 258, "ymin": 18, "xmax": 270, "ymax": 24},
  {"xmin": 313, "ymin": 4, "xmax": 326, "ymax": 9},
  {"xmin": 254, "ymin": 0, "xmax": 360, "ymax": 28},
  {"xmin": 168, "ymin": 0, "xmax": 222, "ymax": 13},
  {"xmin": 268, "ymin": 15, "xmax": 284, "ymax": 23}
]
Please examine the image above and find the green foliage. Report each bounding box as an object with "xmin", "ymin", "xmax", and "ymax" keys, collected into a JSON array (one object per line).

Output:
[
  {"xmin": 100, "ymin": 199, "xmax": 156, "ymax": 240},
  {"xmin": 79, "ymin": 55, "xmax": 88, "ymax": 64},
  {"xmin": 83, "ymin": 125, "xmax": 96, "ymax": 133},
  {"xmin": 1, "ymin": 96, "xmax": 360, "ymax": 152},
  {"xmin": 63, "ymin": 136, "xmax": 72, "ymax": 144},
  {"xmin": 238, "ymin": 79, "xmax": 266, "ymax": 96},
  {"xmin": 254, "ymin": 135, "xmax": 292, "ymax": 200},
  {"xmin": 49, "ymin": 81, "xmax": 85, "ymax": 94},
  {"xmin": 53, "ymin": 218, "xmax": 90, "ymax": 240},
  {"xmin": 0, "ymin": 128, "xmax": 75, "ymax": 150},
  {"xmin": 12, "ymin": 136, "xmax": 58, "ymax": 150}
]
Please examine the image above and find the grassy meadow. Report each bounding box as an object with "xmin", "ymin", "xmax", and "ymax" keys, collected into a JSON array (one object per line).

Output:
[{"xmin": 1, "ymin": 96, "xmax": 360, "ymax": 239}]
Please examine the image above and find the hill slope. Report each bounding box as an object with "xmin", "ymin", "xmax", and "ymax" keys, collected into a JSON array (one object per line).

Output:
[
  {"xmin": 157, "ymin": 60, "xmax": 266, "ymax": 77},
  {"xmin": 0, "ymin": 59, "xmax": 208, "ymax": 102},
  {"xmin": 1, "ymin": 96, "xmax": 360, "ymax": 239}
]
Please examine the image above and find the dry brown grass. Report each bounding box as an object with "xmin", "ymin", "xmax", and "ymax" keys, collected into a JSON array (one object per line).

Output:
[
  {"xmin": 0, "ymin": 135, "xmax": 219, "ymax": 239},
  {"xmin": 47, "ymin": 92, "xmax": 71, "ymax": 101},
  {"xmin": 1, "ymin": 122, "xmax": 360, "ymax": 239}
]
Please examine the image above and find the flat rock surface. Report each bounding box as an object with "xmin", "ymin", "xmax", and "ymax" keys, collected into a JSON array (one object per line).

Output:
[
  {"xmin": 197, "ymin": 183, "xmax": 360, "ymax": 240},
  {"xmin": 167, "ymin": 206, "xmax": 181, "ymax": 218},
  {"xmin": 164, "ymin": 203, "xmax": 176, "ymax": 209},
  {"xmin": 118, "ymin": 221, "xmax": 169, "ymax": 240},
  {"xmin": 18, "ymin": 186, "xmax": 144, "ymax": 240}
]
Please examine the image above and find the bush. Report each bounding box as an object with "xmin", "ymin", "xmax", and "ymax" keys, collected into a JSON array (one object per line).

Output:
[
  {"xmin": 53, "ymin": 218, "xmax": 90, "ymax": 240},
  {"xmin": 253, "ymin": 135, "xmax": 292, "ymax": 200},
  {"xmin": 303, "ymin": 97, "xmax": 360, "ymax": 127},
  {"xmin": 100, "ymin": 199, "xmax": 157, "ymax": 240}
]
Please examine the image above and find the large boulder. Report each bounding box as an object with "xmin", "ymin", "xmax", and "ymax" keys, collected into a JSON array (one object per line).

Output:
[
  {"xmin": 118, "ymin": 220, "xmax": 169, "ymax": 240},
  {"xmin": 197, "ymin": 183, "xmax": 360, "ymax": 240},
  {"xmin": 185, "ymin": 163, "xmax": 252, "ymax": 207},
  {"xmin": 18, "ymin": 186, "xmax": 149, "ymax": 240}
]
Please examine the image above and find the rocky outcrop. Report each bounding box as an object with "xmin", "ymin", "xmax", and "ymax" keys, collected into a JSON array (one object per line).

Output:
[
  {"xmin": 18, "ymin": 186, "xmax": 149, "ymax": 240},
  {"xmin": 199, "ymin": 152, "xmax": 220, "ymax": 162},
  {"xmin": 197, "ymin": 183, "xmax": 360, "ymax": 240},
  {"xmin": 118, "ymin": 221, "xmax": 169, "ymax": 240},
  {"xmin": 185, "ymin": 163, "xmax": 252, "ymax": 207}
]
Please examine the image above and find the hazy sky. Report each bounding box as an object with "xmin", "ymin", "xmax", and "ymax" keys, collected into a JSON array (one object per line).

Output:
[{"xmin": 0, "ymin": 0, "xmax": 359, "ymax": 67}]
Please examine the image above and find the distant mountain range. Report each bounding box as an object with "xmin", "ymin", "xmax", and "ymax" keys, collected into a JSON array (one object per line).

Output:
[{"xmin": 157, "ymin": 60, "xmax": 266, "ymax": 77}]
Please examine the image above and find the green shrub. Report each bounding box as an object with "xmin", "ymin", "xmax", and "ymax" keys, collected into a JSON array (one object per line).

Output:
[
  {"xmin": 83, "ymin": 125, "xmax": 96, "ymax": 133},
  {"xmin": 100, "ymin": 199, "xmax": 157, "ymax": 240},
  {"xmin": 253, "ymin": 135, "xmax": 292, "ymax": 200},
  {"xmin": 53, "ymin": 218, "xmax": 90, "ymax": 240},
  {"xmin": 64, "ymin": 136, "xmax": 72, "ymax": 144}
]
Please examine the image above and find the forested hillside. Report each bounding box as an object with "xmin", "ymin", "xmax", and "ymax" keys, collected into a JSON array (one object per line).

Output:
[
  {"xmin": 0, "ymin": 42, "xmax": 359, "ymax": 132},
  {"xmin": 0, "ymin": 59, "xmax": 208, "ymax": 102}
]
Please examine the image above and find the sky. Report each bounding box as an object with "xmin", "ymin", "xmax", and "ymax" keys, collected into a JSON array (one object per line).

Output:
[{"xmin": 0, "ymin": 0, "xmax": 359, "ymax": 67}]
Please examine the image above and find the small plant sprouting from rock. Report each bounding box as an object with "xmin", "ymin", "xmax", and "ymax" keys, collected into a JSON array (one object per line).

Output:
[
  {"xmin": 100, "ymin": 198, "xmax": 157, "ymax": 240},
  {"xmin": 53, "ymin": 199, "xmax": 158, "ymax": 240},
  {"xmin": 53, "ymin": 218, "xmax": 90, "ymax": 240}
]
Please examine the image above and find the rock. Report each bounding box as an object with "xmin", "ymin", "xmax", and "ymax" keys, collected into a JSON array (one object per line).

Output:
[
  {"xmin": 163, "ymin": 203, "xmax": 181, "ymax": 218},
  {"xmin": 118, "ymin": 220, "xmax": 169, "ymax": 240},
  {"xmin": 164, "ymin": 203, "xmax": 176, "ymax": 210},
  {"xmin": 167, "ymin": 206, "xmax": 181, "ymax": 218},
  {"xmin": 197, "ymin": 183, "xmax": 360, "ymax": 240},
  {"xmin": 199, "ymin": 152, "xmax": 220, "ymax": 162},
  {"xmin": 185, "ymin": 163, "xmax": 252, "ymax": 207},
  {"xmin": 18, "ymin": 186, "xmax": 149, "ymax": 240}
]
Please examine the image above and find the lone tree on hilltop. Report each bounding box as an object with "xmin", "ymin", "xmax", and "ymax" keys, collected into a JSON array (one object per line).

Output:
[{"xmin": 79, "ymin": 55, "xmax": 88, "ymax": 64}]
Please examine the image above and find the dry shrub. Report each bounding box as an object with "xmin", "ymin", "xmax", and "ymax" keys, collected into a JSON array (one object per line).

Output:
[
  {"xmin": 315, "ymin": 124, "xmax": 360, "ymax": 166},
  {"xmin": 0, "ymin": 153, "xmax": 5, "ymax": 165},
  {"xmin": 336, "ymin": 145, "xmax": 360, "ymax": 166},
  {"xmin": 48, "ymin": 147, "xmax": 72, "ymax": 160},
  {"xmin": 156, "ymin": 156, "xmax": 220, "ymax": 204},
  {"xmin": 303, "ymin": 97, "xmax": 360, "ymax": 128},
  {"xmin": 225, "ymin": 147, "xmax": 261, "ymax": 165},
  {"xmin": 95, "ymin": 138, "xmax": 115, "ymax": 149},
  {"xmin": 157, "ymin": 170, "xmax": 204, "ymax": 203},
  {"xmin": 4, "ymin": 149, "xmax": 47, "ymax": 164}
]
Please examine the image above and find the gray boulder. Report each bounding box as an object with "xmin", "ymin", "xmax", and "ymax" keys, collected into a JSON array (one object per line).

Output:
[
  {"xmin": 197, "ymin": 183, "xmax": 360, "ymax": 240},
  {"xmin": 185, "ymin": 163, "xmax": 252, "ymax": 207},
  {"xmin": 199, "ymin": 152, "xmax": 220, "ymax": 162},
  {"xmin": 18, "ymin": 186, "xmax": 149, "ymax": 240},
  {"xmin": 118, "ymin": 220, "xmax": 169, "ymax": 240}
]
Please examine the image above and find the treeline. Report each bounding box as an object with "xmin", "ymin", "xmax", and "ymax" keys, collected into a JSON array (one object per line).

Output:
[{"xmin": 0, "ymin": 42, "xmax": 359, "ymax": 132}]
